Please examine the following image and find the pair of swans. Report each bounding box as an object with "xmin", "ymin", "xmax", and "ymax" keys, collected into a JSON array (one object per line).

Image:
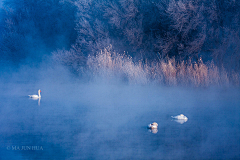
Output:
[
  {"xmin": 28, "ymin": 89, "xmax": 41, "ymax": 105},
  {"xmin": 148, "ymin": 114, "xmax": 188, "ymax": 133}
]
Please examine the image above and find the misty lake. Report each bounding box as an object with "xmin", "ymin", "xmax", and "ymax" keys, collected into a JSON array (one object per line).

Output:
[{"xmin": 0, "ymin": 80, "xmax": 240, "ymax": 160}]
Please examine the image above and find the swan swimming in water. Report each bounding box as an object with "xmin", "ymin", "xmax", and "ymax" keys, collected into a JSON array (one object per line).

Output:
[
  {"xmin": 28, "ymin": 89, "xmax": 41, "ymax": 106},
  {"xmin": 148, "ymin": 122, "xmax": 158, "ymax": 129},
  {"xmin": 28, "ymin": 89, "xmax": 41, "ymax": 99},
  {"xmin": 171, "ymin": 114, "xmax": 188, "ymax": 124},
  {"xmin": 171, "ymin": 114, "xmax": 188, "ymax": 120},
  {"xmin": 148, "ymin": 122, "xmax": 158, "ymax": 134}
]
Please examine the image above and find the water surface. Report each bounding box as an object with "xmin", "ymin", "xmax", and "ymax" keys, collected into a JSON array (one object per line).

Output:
[{"xmin": 0, "ymin": 81, "xmax": 239, "ymax": 160}]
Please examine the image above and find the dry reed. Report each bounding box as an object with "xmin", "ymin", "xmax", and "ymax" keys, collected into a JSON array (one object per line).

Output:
[{"xmin": 87, "ymin": 46, "xmax": 239, "ymax": 86}]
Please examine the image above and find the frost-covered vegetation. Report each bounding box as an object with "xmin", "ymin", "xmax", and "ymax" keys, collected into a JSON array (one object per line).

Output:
[
  {"xmin": 1, "ymin": 0, "xmax": 240, "ymax": 86},
  {"xmin": 85, "ymin": 45, "xmax": 239, "ymax": 86}
]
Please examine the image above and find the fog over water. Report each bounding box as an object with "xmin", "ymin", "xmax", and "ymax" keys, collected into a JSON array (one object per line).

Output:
[{"xmin": 0, "ymin": 63, "xmax": 239, "ymax": 160}]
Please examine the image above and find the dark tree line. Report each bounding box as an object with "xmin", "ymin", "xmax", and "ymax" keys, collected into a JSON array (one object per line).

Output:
[
  {"xmin": 0, "ymin": 0, "xmax": 77, "ymax": 64},
  {"xmin": 69, "ymin": 0, "xmax": 240, "ymax": 71},
  {"xmin": 1, "ymin": 0, "xmax": 240, "ymax": 71}
]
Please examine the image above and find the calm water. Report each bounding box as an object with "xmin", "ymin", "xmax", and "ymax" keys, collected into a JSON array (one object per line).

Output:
[{"xmin": 0, "ymin": 81, "xmax": 240, "ymax": 160}]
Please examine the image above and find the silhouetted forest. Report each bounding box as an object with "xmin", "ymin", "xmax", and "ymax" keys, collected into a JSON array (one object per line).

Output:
[
  {"xmin": 0, "ymin": 0, "xmax": 240, "ymax": 85},
  {"xmin": 0, "ymin": 0, "xmax": 77, "ymax": 63}
]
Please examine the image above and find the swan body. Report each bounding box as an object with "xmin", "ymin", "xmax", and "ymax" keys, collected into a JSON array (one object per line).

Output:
[
  {"xmin": 28, "ymin": 89, "xmax": 41, "ymax": 99},
  {"xmin": 148, "ymin": 122, "xmax": 158, "ymax": 129},
  {"xmin": 171, "ymin": 114, "xmax": 188, "ymax": 120}
]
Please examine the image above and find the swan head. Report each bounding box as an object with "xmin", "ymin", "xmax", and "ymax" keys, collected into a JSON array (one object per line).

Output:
[{"xmin": 38, "ymin": 89, "xmax": 41, "ymax": 97}]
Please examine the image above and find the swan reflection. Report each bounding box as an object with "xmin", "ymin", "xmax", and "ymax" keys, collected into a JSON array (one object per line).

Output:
[
  {"xmin": 29, "ymin": 97, "xmax": 41, "ymax": 106},
  {"xmin": 173, "ymin": 119, "xmax": 188, "ymax": 124},
  {"xmin": 148, "ymin": 128, "xmax": 158, "ymax": 134}
]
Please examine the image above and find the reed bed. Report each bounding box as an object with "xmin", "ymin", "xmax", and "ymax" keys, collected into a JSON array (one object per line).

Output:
[{"xmin": 87, "ymin": 46, "xmax": 239, "ymax": 87}]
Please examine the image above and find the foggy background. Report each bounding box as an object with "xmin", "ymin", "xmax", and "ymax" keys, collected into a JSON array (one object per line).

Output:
[{"xmin": 0, "ymin": 64, "xmax": 239, "ymax": 159}]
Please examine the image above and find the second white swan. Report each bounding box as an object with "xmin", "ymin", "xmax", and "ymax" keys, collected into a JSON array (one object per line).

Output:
[{"xmin": 171, "ymin": 114, "xmax": 188, "ymax": 120}]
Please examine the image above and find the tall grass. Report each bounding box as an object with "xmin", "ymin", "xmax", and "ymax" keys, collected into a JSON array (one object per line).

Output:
[{"xmin": 87, "ymin": 46, "xmax": 239, "ymax": 87}]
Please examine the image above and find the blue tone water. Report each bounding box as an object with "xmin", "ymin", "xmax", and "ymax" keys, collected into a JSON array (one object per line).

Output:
[{"xmin": 0, "ymin": 82, "xmax": 239, "ymax": 160}]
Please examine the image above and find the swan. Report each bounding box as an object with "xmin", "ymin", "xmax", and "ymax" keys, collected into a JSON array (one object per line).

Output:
[
  {"xmin": 28, "ymin": 89, "xmax": 41, "ymax": 99},
  {"xmin": 148, "ymin": 122, "xmax": 158, "ymax": 129},
  {"xmin": 171, "ymin": 114, "xmax": 188, "ymax": 120}
]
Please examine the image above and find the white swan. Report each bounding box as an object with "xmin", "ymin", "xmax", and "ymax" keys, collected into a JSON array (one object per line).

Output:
[
  {"xmin": 171, "ymin": 114, "xmax": 188, "ymax": 120},
  {"xmin": 28, "ymin": 89, "xmax": 41, "ymax": 99},
  {"xmin": 148, "ymin": 122, "xmax": 158, "ymax": 129}
]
